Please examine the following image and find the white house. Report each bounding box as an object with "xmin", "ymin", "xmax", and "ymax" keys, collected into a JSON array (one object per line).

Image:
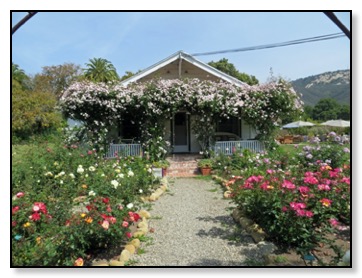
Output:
[{"xmin": 113, "ymin": 51, "xmax": 260, "ymax": 154}]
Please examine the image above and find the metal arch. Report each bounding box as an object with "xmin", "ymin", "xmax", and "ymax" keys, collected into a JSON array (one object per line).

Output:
[
  {"xmin": 12, "ymin": 12, "xmax": 38, "ymax": 35},
  {"xmin": 323, "ymin": 12, "xmax": 350, "ymax": 39}
]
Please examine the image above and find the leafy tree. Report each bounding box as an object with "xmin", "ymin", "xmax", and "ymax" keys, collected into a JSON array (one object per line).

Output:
[
  {"xmin": 337, "ymin": 104, "xmax": 350, "ymax": 120},
  {"xmin": 32, "ymin": 63, "xmax": 83, "ymax": 98},
  {"xmin": 208, "ymin": 58, "xmax": 259, "ymax": 85},
  {"xmin": 12, "ymin": 63, "xmax": 30, "ymax": 89},
  {"xmin": 312, "ymin": 98, "xmax": 340, "ymax": 121},
  {"xmin": 120, "ymin": 70, "xmax": 142, "ymax": 81},
  {"xmin": 12, "ymin": 79, "xmax": 63, "ymax": 139},
  {"xmin": 83, "ymin": 58, "xmax": 119, "ymax": 83}
]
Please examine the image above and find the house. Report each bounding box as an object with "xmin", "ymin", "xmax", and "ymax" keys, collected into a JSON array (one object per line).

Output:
[{"xmin": 112, "ymin": 50, "xmax": 261, "ymax": 154}]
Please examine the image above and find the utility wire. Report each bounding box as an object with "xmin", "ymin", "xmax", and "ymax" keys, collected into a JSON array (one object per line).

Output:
[{"xmin": 191, "ymin": 32, "xmax": 346, "ymax": 57}]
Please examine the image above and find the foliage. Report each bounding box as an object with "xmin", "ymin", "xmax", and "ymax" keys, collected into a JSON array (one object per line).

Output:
[
  {"xmin": 12, "ymin": 79, "xmax": 64, "ymax": 139},
  {"xmin": 152, "ymin": 159, "xmax": 170, "ymax": 168},
  {"xmin": 83, "ymin": 58, "xmax": 120, "ymax": 83},
  {"xmin": 12, "ymin": 133, "xmax": 158, "ymax": 266},
  {"xmin": 197, "ymin": 159, "xmax": 214, "ymax": 168},
  {"xmin": 208, "ymin": 58, "xmax": 259, "ymax": 85},
  {"xmin": 12, "ymin": 63, "xmax": 31, "ymax": 90},
  {"xmin": 213, "ymin": 142, "xmax": 350, "ymax": 261},
  {"xmin": 60, "ymin": 78, "xmax": 301, "ymax": 154},
  {"xmin": 32, "ymin": 63, "xmax": 83, "ymax": 99}
]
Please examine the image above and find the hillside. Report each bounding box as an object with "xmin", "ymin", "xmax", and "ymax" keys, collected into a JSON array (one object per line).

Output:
[{"xmin": 291, "ymin": 69, "xmax": 350, "ymax": 106}]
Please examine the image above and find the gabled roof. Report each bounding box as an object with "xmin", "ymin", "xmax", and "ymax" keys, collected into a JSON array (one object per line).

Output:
[{"xmin": 120, "ymin": 50, "xmax": 249, "ymax": 87}]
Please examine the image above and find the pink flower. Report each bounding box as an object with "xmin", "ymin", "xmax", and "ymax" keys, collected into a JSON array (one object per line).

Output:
[
  {"xmin": 320, "ymin": 198, "xmax": 332, "ymax": 207},
  {"xmin": 87, "ymin": 150, "xmax": 93, "ymax": 155},
  {"xmin": 329, "ymin": 218, "xmax": 339, "ymax": 227},
  {"xmin": 340, "ymin": 177, "xmax": 350, "ymax": 185},
  {"xmin": 305, "ymin": 211, "xmax": 314, "ymax": 218},
  {"xmin": 266, "ymin": 169, "xmax": 275, "ymax": 175},
  {"xmin": 101, "ymin": 220, "xmax": 109, "ymax": 230},
  {"xmin": 303, "ymin": 176, "xmax": 319, "ymax": 185},
  {"xmin": 122, "ymin": 221, "xmax": 129, "ymax": 228},
  {"xmin": 318, "ymin": 184, "xmax": 331, "ymax": 191},
  {"xmin": 16, "ymin": 192, "xmax": 25, "ymax": 198},
  {"xmin": 126, "ymin": 232, "xmax": 132, "ymax": 238},
  {"xmin": 108, "ymin": 217, "xmax": 117, "ymax": 224},
  {"xmin": 33, "ymin": 202, "xmax": 47, "ymax": 214},
  {"xmin": 282, "ymin": 180, "xmax": 296, "ymax": 190},
  {"xmin": 289, "ymin": 202, "xmax": 306, "ymax": 210},
  {"xmin": 12, "ymin": 206, "xmax": 20, "ymax": 215},
  {"xmin": 296, "ymin": 209, "xmax": 306, "ymax": 217},
  {"xmin": 281, "ymin": 206, "xmax": 288, "ymax": 212},
  {"xmin": 329, "ymin": 171, "xmax": 339, "ymax": 178},
  {"xmin": 298, "ymin": 186, "xmax": 310, "ymax": 196},
  {"xmin": 32, "ymin": 205, "xmax": 40, "ymax": 212}
]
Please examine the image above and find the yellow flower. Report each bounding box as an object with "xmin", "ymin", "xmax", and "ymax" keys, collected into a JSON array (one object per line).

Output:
[
  {"xmin": 82, "ymin": 184, "xmax": 87, "ymax": 189},
  {"xmin": 36, "ymin": 237, "xmax": 42, "ymax": 244},
  {"xmin": 85, "ymin": 217, "xmax": 93, "ymax": 224},
  {"xmin": 325, "ymin": 165, "xmax": 332, "ymax": 170},
  {"xmin": 80, "ymin": 213, "xmax": 86, "ymax": 218},
  {"xmin": 267, "ymin": 185, "xmax": 274, "ymax": 190},
  {"xmin": 74, "ymin": 258, "xmax": 84, "ymax": 266},
  {"xmin": 115, "ymin": 169, "xmax": 121, "ymax": 173},
  {"xmin": 23, "ymin": 222, "xmax": 31, "ymax": 228}
]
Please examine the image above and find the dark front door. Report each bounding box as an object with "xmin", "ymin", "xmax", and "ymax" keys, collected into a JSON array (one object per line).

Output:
[{"xmin": 173, "ymin": 112, "xmax": 189, "ymax": 153}]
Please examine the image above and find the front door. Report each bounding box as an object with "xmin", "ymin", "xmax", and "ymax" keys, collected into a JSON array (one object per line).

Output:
[{"xmin": 173, "ymin": 112, "xmax": 189, "ymax": 153}]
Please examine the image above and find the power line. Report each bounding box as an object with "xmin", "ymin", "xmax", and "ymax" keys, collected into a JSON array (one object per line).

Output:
[{"xmin": 191, "ymin": 32, "xmax": 346, "ymax": 57}]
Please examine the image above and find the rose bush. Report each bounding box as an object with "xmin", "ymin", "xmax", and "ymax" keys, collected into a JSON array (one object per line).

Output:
[
  {"xmin": 212, "ymin": 142, "xmax": 350, "ymax": 262},
  {"xmin": 12, "ymin": 134, "xmax": 158, "ymax": 266}
]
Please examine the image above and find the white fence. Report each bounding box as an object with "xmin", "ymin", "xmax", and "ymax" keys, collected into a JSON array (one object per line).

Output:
[
  {"xmin": 214, "ymin": 140, "xmax": 264, "ymax": 155},
  {"xmin": 105, "ymin": 144, "xmax": 143, "ymax": 158}
]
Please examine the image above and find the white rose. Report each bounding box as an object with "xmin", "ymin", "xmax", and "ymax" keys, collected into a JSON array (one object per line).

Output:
[{"xmin": 126, "ymin": 203, "xmax": 134, "ymax": 209}]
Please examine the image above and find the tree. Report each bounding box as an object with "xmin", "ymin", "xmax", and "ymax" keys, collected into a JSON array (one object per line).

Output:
[
  {"xmin": 12, "ymin": 63, "xmax": 30, "ymax": 89},
  {"xmin": 12, "ymin": 79, "xmax": 63, "ymax": 138},
  {"xmin": 312, "ymin": 98, "xmax": 340, "ymax": 121},
  {"xmin": 32, "ymin": 63, "xmax": 83, "ymax": 98},
  {"xmin": 120, "ymin": 70, "xmax": 142, "ymax": 81},
  {"xmin": 208, "ymin": 58, "xmax": 259, "ymax": 85},
  {"xmin": 83, "ymin": 58, "xmax": 119, "ymax": 83}
]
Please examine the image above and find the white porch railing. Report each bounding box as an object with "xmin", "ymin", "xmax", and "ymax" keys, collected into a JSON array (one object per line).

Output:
[
  {"xmin": 105, "ymin": 143, "xmax": 143, "ymax": 158},
  {"xmin": 214, "ymin": 140, "xmax": 264, "ymax": 155}
]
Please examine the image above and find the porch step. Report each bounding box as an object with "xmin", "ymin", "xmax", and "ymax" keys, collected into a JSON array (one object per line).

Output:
[{"xmin": 166, "ymin": 154, "xmax": 201, "ymax": 177}]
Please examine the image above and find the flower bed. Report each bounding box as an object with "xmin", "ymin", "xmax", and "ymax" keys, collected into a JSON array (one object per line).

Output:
[
  {"xmin": 211, "ymin": 143, "xmax": 350, "ymax": 265},
  {"xmin": 12, "ymin": 137, "xmax": 160, "ymax": 266}
]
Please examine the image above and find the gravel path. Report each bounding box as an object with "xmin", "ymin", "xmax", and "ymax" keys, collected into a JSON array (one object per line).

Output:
[{"xmin": 133, "ymin": 177, "xmax": 264, "ymax": 266}]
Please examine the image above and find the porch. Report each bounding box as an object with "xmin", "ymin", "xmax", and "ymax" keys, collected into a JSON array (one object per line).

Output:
[{"xmin": 104, "ymin": 140, "xmax": 264, "ymax": 159}]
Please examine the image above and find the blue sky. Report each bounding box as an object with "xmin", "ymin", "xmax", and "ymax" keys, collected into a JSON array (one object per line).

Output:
[{"xmin": 12, "ymin": 11, "xmax": 350, "ymax": 83}]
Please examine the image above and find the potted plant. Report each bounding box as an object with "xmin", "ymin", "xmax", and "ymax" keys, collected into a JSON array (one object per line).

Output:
[
  {"xmin": 197, "ymin": 159, "xmax": 213, "ymax": 176},
  {"xmin": 152, "ymin": 160, "xmax": 170, "ymax": 177}
]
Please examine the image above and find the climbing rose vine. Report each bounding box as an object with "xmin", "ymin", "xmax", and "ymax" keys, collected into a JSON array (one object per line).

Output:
[{"xmin": 60, "ymin": 78, "xmax": 302, "ymax": 151}]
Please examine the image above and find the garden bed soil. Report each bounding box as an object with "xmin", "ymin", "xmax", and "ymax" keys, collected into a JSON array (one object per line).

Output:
[{"xmin": 266, "ymin": 226, "xmax": 350, "ymax": 266}]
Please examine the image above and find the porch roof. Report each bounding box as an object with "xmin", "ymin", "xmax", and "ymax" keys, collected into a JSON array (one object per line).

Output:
[{"xmin": 120, "ymin": 50, "xmax": 249, "ymax": 87}]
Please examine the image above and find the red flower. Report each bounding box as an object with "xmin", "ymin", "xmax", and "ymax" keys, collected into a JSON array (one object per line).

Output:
[
  {"xmin": 102, "ymin": 198, "xmax": 109, "ymax": 204},
  {"xmin": 30, "ymin": 212, "xmax": 41, "ymax": 221},
  {"xmin": 133, "ymin": 213, "xmax": 140, "ymax": 222},
  {"xmin": 12, "ymin": 206, "xmax": 20, "ymax": 215},
  {"xmin": 65, "ymin": 220, "xmax": 71, "ymax": 226},
  {"xmin": 125, "ymin": 232, "xmax": 132, "ymax": 238},
  {"xmin": 12, "ymin": 221, "xmax": 17, "ymax": 227},
  {"xmin": 33, "ymin": 202, "xmax": 47, "ymax": 214}
]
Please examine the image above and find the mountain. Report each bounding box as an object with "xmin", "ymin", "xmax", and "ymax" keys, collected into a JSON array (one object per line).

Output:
[{"xmin": 291, "ymin": 69, "xmax": 350, "ymax": 106}]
